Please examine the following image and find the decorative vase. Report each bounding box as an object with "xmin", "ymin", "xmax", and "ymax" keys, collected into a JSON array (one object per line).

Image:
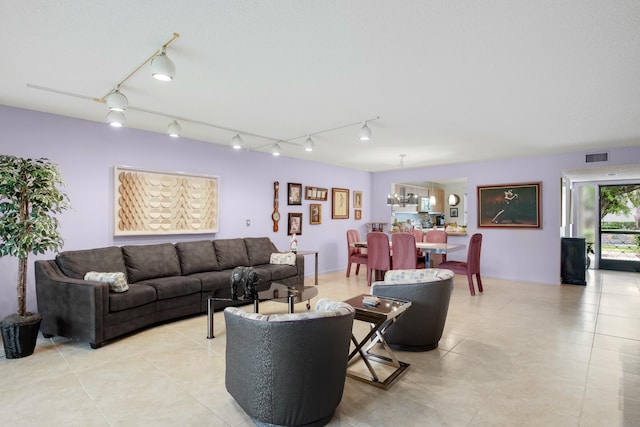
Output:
[{"xmin": 1, "ymin": 312, "xmax": 43, "ymax": 359}]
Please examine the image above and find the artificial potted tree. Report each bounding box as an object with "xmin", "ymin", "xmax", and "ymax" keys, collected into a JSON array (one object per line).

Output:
[{"xmin": 0, "ymin": 155, "xmax": 70, "ymax": 359}]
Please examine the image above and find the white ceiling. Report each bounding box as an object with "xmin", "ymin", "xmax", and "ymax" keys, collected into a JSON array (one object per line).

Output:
[{"xmin": 2, "ymin": 1, "xmax": 640, "ymax": 173}]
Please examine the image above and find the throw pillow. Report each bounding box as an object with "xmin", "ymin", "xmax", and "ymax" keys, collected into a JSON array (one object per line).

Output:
[
  {"xmin": 84, "ymin": 271, "xmax": 129, "ymax": 293},
  {"xmin": 269, "ymin": 252, "xmax": 296, "ymax": 266}
]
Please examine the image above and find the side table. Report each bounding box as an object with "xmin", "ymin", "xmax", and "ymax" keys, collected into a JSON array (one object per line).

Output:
[
  {"xmin": 295, "ymin": 250, "xmax": 319, "ymax": 285},
  {"xmin": 343, "ymin": 294, "xmax": 412, "ymax": 389}
]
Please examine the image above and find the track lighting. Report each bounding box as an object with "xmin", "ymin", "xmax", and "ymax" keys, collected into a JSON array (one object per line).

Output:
[
  {"xmin": 107, "ymin": 110, "xmax": 125, "ymax": 127},
  {"xmin": 359, "ymin": 122, "xmax": 371, "ymax": 141},
  {"xmin": 231, "ymin": 134, "xmax": 244, "ymax": 149},
  {"xmin": 167, "ymin": 120, "xmax": 181, "ymax": 137},
  {"xmin": 272, "ymin": 142, "xmax": 282, "ymax": 156},
  {"xmin": 150, "ymin": 47, "xmax": 176, "ymax": 81},
  {"xmin": 105, "ymin": 89, "xmax": 128, "ymax": 112},
  {"xmin": 304, "ymin": 136, "xmax": 314, "ymax": 152}
]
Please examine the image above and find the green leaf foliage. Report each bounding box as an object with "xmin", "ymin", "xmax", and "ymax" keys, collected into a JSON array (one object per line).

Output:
[{"xmin": 0, "ymin": 155, "xmax": 70, "ymax": 316}]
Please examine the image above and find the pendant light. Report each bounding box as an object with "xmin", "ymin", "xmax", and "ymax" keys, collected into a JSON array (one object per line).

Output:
[
  {"xmin": 150, "ymin": 47, "xmax": 176, "ymax": 81},
  {"xmin": 359, "ymin": 122, "xmax": 371, "ymax": 141},
  {"xmin": 429, "ymin": 182, "xmax": 436, "ymax": 208},
  {"xmin": 105, "ymin": 88, "xmax": 128, "ymax": 112},
  {"xmin": 167, "ymin": 120, "xmax": 182, "ymax": 137},
  {"xmin": 107, "ymin": 110, "xmax": 125, "ymax": 127}
]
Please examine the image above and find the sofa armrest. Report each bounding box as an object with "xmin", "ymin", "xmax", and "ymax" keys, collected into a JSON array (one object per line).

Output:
[{"xmin": 35, "ymin": 260, "xmax": 109, "ymax": 347}]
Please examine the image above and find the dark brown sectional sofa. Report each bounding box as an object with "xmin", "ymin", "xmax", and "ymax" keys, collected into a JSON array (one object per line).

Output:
[{"xmin": 34, "ymin": 237, "xmax": 304, "ymax": 348}]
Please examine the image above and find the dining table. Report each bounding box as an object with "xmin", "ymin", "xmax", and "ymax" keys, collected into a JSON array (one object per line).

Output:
[{"xmin": 352, "ymin": 240, "xmax": 464, "ymax": 268}]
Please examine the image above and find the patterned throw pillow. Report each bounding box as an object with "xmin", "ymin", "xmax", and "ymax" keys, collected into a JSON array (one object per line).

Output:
[
  {"xmin": 383, "ymin": 268, "xmax": 454, "ymax": 284},
  {"xmin": 269, "ymin": 252, "xmax": 296, "ymax": 266},
  {"xmin": 84, "ymin": 271, "xmax": 129, "ymax": 293}
]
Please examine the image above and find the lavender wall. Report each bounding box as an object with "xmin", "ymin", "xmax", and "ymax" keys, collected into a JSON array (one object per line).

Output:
[
  {"xmin": 373, "ymin": 146, "xmax": 640, "ymax": 285},
  {"xmin": 0, "ymin": 105, "xmax": 371, "ymax": 318}
]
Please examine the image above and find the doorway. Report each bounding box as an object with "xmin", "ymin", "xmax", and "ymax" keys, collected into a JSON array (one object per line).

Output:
[{"xmin": 598, "ymin": 184, "xmax": 640, "ymax": 272}]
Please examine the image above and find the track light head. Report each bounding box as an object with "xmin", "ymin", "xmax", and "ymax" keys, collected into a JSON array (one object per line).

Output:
[
  {"xmin": 272, "ymin": 142, "xmax": 282, "ymax": 156},
  {"xmin": 107, "ymin": 110, "xmax": 125, "ymax": 127},
  {"xmin": 150, "ymin": 48, "xmax": 176, "ymax": 81},
  {"xmin": 167, "ymin": 120, "xmax": 182, "ymax": 137},
  {"xmin": 304, "ymin": 136, "xmax": 314, "ymax": 152},
  {"xmin": 231, "ymin": 134, "xmax": 244, "ymax": 149},
  {"xmin": 105, "ymin": 89, "xmax": 128, "ymax": 112},
  {"xmin": 359, "ymin": 122, "xmax": 371, "ymax": 141}
]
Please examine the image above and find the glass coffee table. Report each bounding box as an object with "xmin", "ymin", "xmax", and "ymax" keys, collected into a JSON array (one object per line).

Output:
[{"xmin": 206, "ymin": 282, "xmax": 319, "ymax": 338}]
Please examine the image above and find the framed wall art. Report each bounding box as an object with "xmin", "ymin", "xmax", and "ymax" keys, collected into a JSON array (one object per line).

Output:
[
  {"xmin": 305, "ymin": 186, "xmax": 328, "ymax": 201},
  {"xmin": 288, "ymin": 183, "xmax": 302, "ymax": 205},
  {"xmin": 288, "ymin": 212, "xmax": 303, "ymax": 235},
  {"xmin": 450, "ymin": 207, "xmax": 458, "ymax": 218},
  {"xmin": 353, "ymin": 191, "xmax": 363, "ymax": 208},
  {"xmin": 477, "ymin": 182, "xmax": 541, "ymax": 228},
  {"xmin": 331, "ymin": 188, "xmax": 349, "ymax": 219},
  {"xmin": 310, "ymin": 204, "xmax": 321, "ymax": 224},
  {"xmin": 114, "ymin": 166, "xmax": 219, "ymax": 236},
  {"xmin": 354, "ymin": 209, "xmax": 362, "ymax": 220}
]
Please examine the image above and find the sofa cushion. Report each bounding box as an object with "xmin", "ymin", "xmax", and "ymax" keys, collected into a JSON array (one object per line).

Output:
[
  {"xmin": 56, "ymin": 246, "xmax": 127, "ymax": 280},
  {"xmin": 214, "ymin": 239, "xmax": 250, "ymax": 270},
  {"xmin": 108, "ymin": 283, "xmax": 157, "ymax": 312},
  {"xmin": 175, "ymin": 240, "xmax": 220, "ymax": 274},
  {"xmin": 261, "ymin": 264, "xmax": 297, "ymax": 281},
  {"xmin": 135, "ymin": 276, "xmax": 202, "ymax": 300},
  {"xmin": 122, "ymin": 243, "xmax": 182, "ymax": 283},
  {"xmin": 381, "ymin": 268, "xmax": 454, "ymax": 284},
  {"xmin": 84, "ymin": 271, "xmax": 129, "ymax": 293},
  {"xmin": 245, "ymin": 237, "xmax": 278, "ymax": 266},
  {"xmin": 269, "ymin": 252, "xmax": 296, "ymax": 265}
]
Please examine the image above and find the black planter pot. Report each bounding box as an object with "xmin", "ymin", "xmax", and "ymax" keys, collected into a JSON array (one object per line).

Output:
[{"xmin": 1, "ymin": 312, "xmax": 43, "ymax": 359}]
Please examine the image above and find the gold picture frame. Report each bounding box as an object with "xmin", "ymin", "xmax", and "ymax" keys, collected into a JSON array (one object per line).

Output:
[
  {"xmin": 332, "ymin": 188, "xmax": 349, "ymax": 219},
  {"xmin": 310, "ymin": 204, "xmax": 321, "ymax": 224},
  {"xmin": 477, "ymin": 182, "xmax": 541, "ymax": 228},
  {"xmin": 353, "ymin": 191, "xmax": 363, "ymax": 208},
  {"xmin": 354, "ymin": 209, "xmax": 362, "ymax": 220}
]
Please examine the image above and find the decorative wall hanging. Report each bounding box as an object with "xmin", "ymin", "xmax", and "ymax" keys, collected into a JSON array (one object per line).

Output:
[
  {"xmin": 353, "ymin": 191, "xmax": 363, "ymax": 208},
  {"xmin": 288, "ymin": 212, "xmax": 302, "ymax": 235},
  {"xmin": 288, "ymin": 183, "xmax": 302, "ymax": 205},
  {"xmin": 305, "ymin": 186, "xmax": 328, "ymax": 201},
  {"xmin": 310, "ymin": 204, "xmax": 321, "ymax": 224},
  {"xmin": 332, "ymin": 188, "xmax": 349, "ymax": 219},
  {"xmin": 114, "ymin": 166, "xmax": 219, "ymax": 235},
  {"xmin": 477, "ymin": 182, "xmax": 541, "ymax": 228},
  {"xmin": 354, "ymin": 209, "xmax": 362, "ymax": 220}
]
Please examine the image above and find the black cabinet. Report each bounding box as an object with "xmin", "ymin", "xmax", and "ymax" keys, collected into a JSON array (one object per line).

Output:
[{"xmin": 561, "ymin": 238, "xmax": 586, "ymax": 285}]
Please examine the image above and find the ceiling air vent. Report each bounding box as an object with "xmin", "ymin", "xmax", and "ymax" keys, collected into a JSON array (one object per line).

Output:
[{"xmin": 585, "ymin": 152, "xmax": 608, "ymax": 163}]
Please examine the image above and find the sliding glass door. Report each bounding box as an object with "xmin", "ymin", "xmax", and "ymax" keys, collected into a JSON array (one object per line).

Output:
[{"xmin": 599, "ymin": 184, "xmax": 640, "ymax": 272}]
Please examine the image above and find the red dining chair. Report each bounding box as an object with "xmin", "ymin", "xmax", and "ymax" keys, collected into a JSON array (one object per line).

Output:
[
  {"xmin": 346, "ymin": 229, "xmax": 368, "ymax": 277},
  {"xmin": 440, "ymin": 233, "xmax": 483, "ymax": 296},
  {"xmin": 425, "ymin": 229, "xmax": 448, "ymax": 266},
  {"xmin": 366, "ymin": 232, "xmax": 391, "ymax": 286},
  {"xmin": 391, "ymin": 232, "xmax": 425, "ymax": 270}
]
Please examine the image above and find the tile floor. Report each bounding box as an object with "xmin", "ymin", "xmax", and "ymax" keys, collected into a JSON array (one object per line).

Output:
[{"xmin": 1, "ymin": 269, "xmax": 639, "ymax": 426}]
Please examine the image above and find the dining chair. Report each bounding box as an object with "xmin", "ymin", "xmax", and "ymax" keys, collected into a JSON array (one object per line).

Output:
[
  {"xmin": 391, "ymin": 232, "xmax": 425, "ymax": 270},
  {"xmin": 346, "ymin": 229, "xmax": 368, "ymax": 277},
  {"xmin": 425, "ymin": 229, "xmax": 448, "ymax": 266},
  {"xmin": 366, "ymin": 232, "xmax": 391, "ymax": 286},
  {"xmin": 440, "ymin": 233, "xmax": 483, "ymax": 296}
]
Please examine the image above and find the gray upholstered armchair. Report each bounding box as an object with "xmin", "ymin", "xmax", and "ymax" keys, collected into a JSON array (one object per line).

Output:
[
  {"xmin": 224, "ymin": 298, "xmax": 355, "ymax": 427},
  {"xmin": 371, "ymin": 268, "xmax": 454, "ymax": 351}
]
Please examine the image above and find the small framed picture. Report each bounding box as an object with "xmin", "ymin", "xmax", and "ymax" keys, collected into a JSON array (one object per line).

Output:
[
  {"xmin": 353, "ymin": 191, "xmax": 363, "ymax": 208},
  {"xmin": 332, "ymin": 188, "xmax": 349, "ymax": 219},
  {"xmin": 450, "ymin": 207, "xmax": 458, "ymax": 218},
  {"xmin": 288, "ymin": 212, "xmax": 302, "ymax": 235},
  {"xmin": 310, "ymin": 204, "xmax": 321, "ymax": 224},
  {"xmin": 288, "ymin": 183, "xmax": 302, "ymax": 205},
  {"xmin": 354, "ymin": 209, "xmax": 362, "ymax": 220}
]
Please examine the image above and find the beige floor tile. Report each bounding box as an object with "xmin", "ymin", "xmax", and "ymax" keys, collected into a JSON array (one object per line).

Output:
[{"xmin": 1, "ymin": 269, "xmax": 639, "ymax": 426}]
